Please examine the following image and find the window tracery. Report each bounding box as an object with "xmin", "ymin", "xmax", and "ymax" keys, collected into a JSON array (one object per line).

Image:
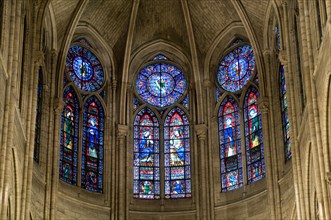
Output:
[{"xmin": 133, "ymin": 55, "xmax": 191, "ymax": 199}]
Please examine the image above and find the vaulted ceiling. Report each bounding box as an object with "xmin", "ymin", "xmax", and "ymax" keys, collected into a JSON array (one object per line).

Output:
[{"xmin": 50, "ymin": 0, "xmax": 270, "ymax": 66}]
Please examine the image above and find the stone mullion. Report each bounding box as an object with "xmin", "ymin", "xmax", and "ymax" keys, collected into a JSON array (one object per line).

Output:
[
  {"xmin": 204, "ymin": 80, "xmax": 215, "ymax": 220},
  {"xmin": 44, "ymin": 50, "xmax": 58, "ymax": 220},
  {"xmin": 117, "ymin": 124, "xmax": 128, "ymax": 220},
  {"xmin": 49, "ymin": 99, "xmax": 64, "ymax": 220},
  {"xmin": 0, "ymin": 0, "xmax": 21, "ymax": 219},
  {"xmin": 111, "ymin": 80, "xmax": 117, "ymax": 220},
  {"xmin": 195, "ymin": 124, "xmax": 209, "ymax": 220},
  {"xmin": 298, "ymin": 0, "xmax": 329, "ymax": 219},
  {"xmin": 259, "ymin": 95, "xmax": 277, "ymax": 220},
  {"xmin": 281, "ymin": 2, "xmax": 305, "ymax": 219},
  {"xmin": 262, "ymin": 49, "xmax": 280, "ymax": 220},
  {"xmin": 326, "ymin": 0, "xmax": 331, "ymax": 23}
]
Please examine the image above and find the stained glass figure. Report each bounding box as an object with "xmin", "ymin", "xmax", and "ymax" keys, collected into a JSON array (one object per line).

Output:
[
  {"xmin": 74, "ymin": 37, "xmax": 93, "ymax": 48},
  {"xmin": 217, "ymin": 45, "xmax": 255, "ymax": 92},
  {"xmin": 135, "ymin": 63, "xmax": 186, "ymax": 108},
  {"xmin": 34, "ymin": 68, "xmax": 43, "ymax": 162},
  {"xmin": 152, "ymin": 54, "xmax": 169, "ymax": 61},
  {"xmin": 219, "ymin": 96, "xmax": 243, "ymax": 192},
  {"xmin": 66, "ymin": 45, "xmax": 104, "ymax": 92},
  {"xmin": 244, "ymin": 87, "xmax": 265, "ymax": 183},
  {"xmin": 280, "ymin": 65, "xmax": 291, "ymax": 160},
  {"xmin": 275, "ymin": 24, "xmax": 281, "ymax": 51},
  {"xmin": 181, "ymin": 95, "xmax": 189, "ymax": 110},
  {"xmin": 164, "ymin": 107, "xmax": 191, "ymax": 198},
  {"xmin": 60, "ymin": 86, "xmax": 79, "ymax": 185},
  {"xmin": 81, "ymin": 96, "xmax": 104, "ymax": 192},
  {"xmin": 133, "ymin": 108, "xmax": 160, "ymax": 199}
]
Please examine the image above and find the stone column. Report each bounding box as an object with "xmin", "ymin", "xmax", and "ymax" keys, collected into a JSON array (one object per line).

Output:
[
  {"xmin": 195, "ymin": 124, "xmax": 210, "ymax": 220},
  {"xmin": 49, "ymin": 98, "xmax": 64, "ymax": 220},
  {"xmin": 117, "ymin": 124, "xmax": 128, "ymax": 220},
  {"xmin": 110, "ymin": 80, "xmax": 117, "ymax": 220},
  {"xmin": 44, "ymin": 49, "xmax": 58, "ymax": 220},
  {"xmin": 298, "ymin": 0, "xmax": 330, "ymax": 218},
  {"xmin": 258, "ymin": 96, "xmax": 278, "ymax": 220}
]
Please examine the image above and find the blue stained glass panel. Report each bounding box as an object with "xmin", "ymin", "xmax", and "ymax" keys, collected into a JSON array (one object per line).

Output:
[
  {"xmin": 164, "ymin": 107, "xmax": 191, "ymax": 199},
  {"xmin": 74, "ymin": 37, "xmax": 92, "ymax": 48},
  {"xmin": 279, "ymin": 65, "xmax": 291, "ymax": 160},
  {"xmin": 219, "ymin": 96, "xmax": 243, "ymax": 192},
  {"xmin": 60, "ymin": 86, "xmax": 79, "ymax": 185},
  {"xmin": 34, "ymin": 68, "xmax": 43, "ymax": 162},
  {"xmin": 152, "ymin": 54, "xmax": 169, "ymax": 61},
  {"xmin": 244, "ymin": 87, "xmax": 266, "ymax": 184},
  {"xmin": 218, "ymin": 45, "xmax": 255, "ymax": 92},
  {"xmin": 136, "ymin": 63, "xmax": 186, "ymax": 108},
  {"xmin": 133, "ymin": 108, "xmax": 160, "ymax": 199},
  {"xmin": 66, "ymin": 45, "xmax": 104, "ymax": 92},
  {"xmin": 275, "ymin": 25, "xmax": 281, "ymax": 51},
  {"xmin": 81, "ymin": 96, "xmax": 104, "ymax": 192}
]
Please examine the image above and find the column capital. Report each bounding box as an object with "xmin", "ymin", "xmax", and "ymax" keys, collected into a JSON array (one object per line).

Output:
[
  {"xmin": 279, "ymin": 50, "xmax": 288, "ymax": 65},
  {"xmin": 117, "ymin": 124, "xmax": 129, "ymax": 138},
  {"xmin": 258, "ymin": 96, "xmax": 269, "ymax": 113},
  {"xmin": 203, "ymin": 79, "xmax": 211, "ymax": 88},
  {"xmin": 34, "ymin": 50, "xmax": 44, "ymax": 66},
  {"xmin": 195, "ymin": 124, "xmax": 207, "ymax": 140},
  {"xmin": 54, "ymin": 97, "xmax": 64, "ymax": 114},
  {"xmin": 326, "ymin": 172, "xmax": 331, "ymax": 186},
  {"xmin": 263, "ymin": 49, "xmax": 271, "ymax": 56}
]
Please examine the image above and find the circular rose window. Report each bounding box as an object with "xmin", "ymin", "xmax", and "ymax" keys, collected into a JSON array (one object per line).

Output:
[
  {"xmin": 136, "ymin": 63, "xmax": 186, "ymax": 108},
  {"xmin": 66, "ymin": 45, "xmax": 104, "ymax": 92},
  {"xmin": 217, "ymin": 45, "xmax": 255, "ymax": 92}
]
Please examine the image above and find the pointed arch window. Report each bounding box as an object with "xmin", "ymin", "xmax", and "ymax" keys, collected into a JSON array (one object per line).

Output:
[
  {"xmin": 279, "ymin": 65, "xmax": 291, "ymax": 160},
  {"xmin": 216, "ymin": 40, "xmax": 266, "ymax": 191},
  {"xmin": 134, "ymin": 59, "xmax": 191, "ymax": 199},
  {"xmin": 244, "ymin": 87, "xmax": 265, "ymax": 183},
  {"xmin": 60, "ymin": 86, "xmax": 79, "ymax": 185},
  {"xmin": 219, "ymin": 96, "xmax": 242, "ymax": 192},
  {"xmin": 82, "ymin": 96, "xmax": 105, "ymax": 192},
  {"xmin": 133, "ymin": 108, "xmax": 160, "ymax": 199},
  {"xmin": 34, "ymin": 67, "xmax": 43, "ymax": 162},
  {"xmin": 59, "ymin": 40, "xmax": 108, "ymax": 193}
]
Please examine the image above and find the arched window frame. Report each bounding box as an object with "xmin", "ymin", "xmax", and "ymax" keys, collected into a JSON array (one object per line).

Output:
[
  {"xmin": 132, "ymin": 54, "xmax": 192, "ymax": 200},
  {"xmin": 215, "ymin": 39, "xmax": 266, "ymax": 191},
  {"xmin": 59, "ymin": 39, "xmax": 109, "ymax": 193}
]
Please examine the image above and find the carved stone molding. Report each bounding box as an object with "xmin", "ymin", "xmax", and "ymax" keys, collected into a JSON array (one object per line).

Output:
[
  {"xmin": 326, "ymin": 172, "xmax": 331, "ymax": 186},
  {"xmin": 258, "ymin": 96, "xmax": 269, "ymax": 113},
  {"xmin": 195, "ymin": 124, "xmax": 207, "ymax": 140},
  {"xmin": 34, "ymin": 51, "xmax": 44, "ymax": 66}
]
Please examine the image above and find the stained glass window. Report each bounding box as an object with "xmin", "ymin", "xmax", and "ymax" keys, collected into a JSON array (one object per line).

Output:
[
  {"xmin": 74, "ymin": 37, "xmax": 93, "ymax": 48},
  {"xmin": 34, "ymin": 68, "xmax": 43, "ymax": 162},
  {"xmin": 60, "ymin": 86, "xmax": 79, "ymax": 185},
  {"xmin": 135, "ymin": 63, "xmax": 186, "ymax": 108},
  {"xmin": 244, "ymin": 87, "xmax": 265, "ymax": 184},
  {"xmin": 275, "ymin": 24, "xmax": 281, "ymax": 51},
  {"xmin": 82, "ymin": 96, "xmax": 104, "ymax": 192},
  {"xmin": 133, "ymin": 108, "xmax": 160, "ymax": 199},
  {"xmin": 217, "ymin": 45, "xmax": 255, "ymax": 92},
  {"xmin": 280, "ymin": 65, "xmax": 291, "ymax": 160},
  {"xmin": 219, "ymin": 96, "xmax": 243, "ymax": 192},
  {"xmin": 181, "ymin": 95, "xmax": 189, "ymax": 110},
  {"xmin": 164, "ymin": 107, "xmax": 191, "ymax": 199},
  {"xmin": 152, "ymin": 54, "xmax": 169, "ymax": 60},
  {"xmin": 66, "ymin": 45, "xmax": 104, "ymax": 92}
]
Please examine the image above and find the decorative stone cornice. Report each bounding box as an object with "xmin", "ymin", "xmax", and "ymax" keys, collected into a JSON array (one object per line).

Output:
[
  {"xmin": 117, "ymin": 124, "xmax": 129, "ymax": 138},
  {"xmin": 195, "ymin": 124, "xmax": 207, "ymax": 140}
]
